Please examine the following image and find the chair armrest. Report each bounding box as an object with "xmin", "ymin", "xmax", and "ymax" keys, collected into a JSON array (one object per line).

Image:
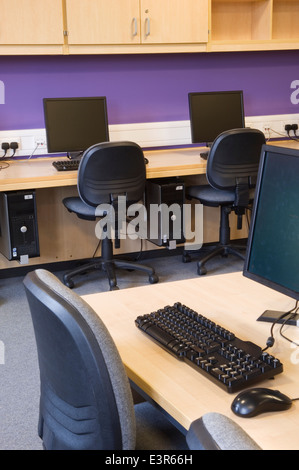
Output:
[{"xmin": 186, "ymin": 413, "xmax": 262, "ymax": 450}]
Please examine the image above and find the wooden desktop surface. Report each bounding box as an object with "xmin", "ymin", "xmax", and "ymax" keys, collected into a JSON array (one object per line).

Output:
[
  {"xmin": 0, "ymin": 139, "xmax": 297, "ymax": 271},
  {"xmin": 0, "ymin": 139, "xmax": 297, "ymax": 192},
  {"xmin": 0, "ymin": 147, "xmax": 207, "ymax": 192},
  {"xmin": 82, "ymin": 272, "xmax": 299, "ymax": 451}
]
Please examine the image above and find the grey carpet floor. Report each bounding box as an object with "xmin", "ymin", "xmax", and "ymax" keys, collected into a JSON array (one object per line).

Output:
[{"xmin": 0, "ymin": 252, "xmax": 244, "ymax": 450}]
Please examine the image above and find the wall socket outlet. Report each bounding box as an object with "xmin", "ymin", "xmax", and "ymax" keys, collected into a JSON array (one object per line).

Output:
[
  {"xmin": 34, "ymin": 137, "xmax": 47, "ymax": 148},
  {"xmin": 0, "ymin": 137, "xmax": 21, "ymax": 156}
]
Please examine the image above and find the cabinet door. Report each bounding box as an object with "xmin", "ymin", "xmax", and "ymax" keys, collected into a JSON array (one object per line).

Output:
[
  {"xmin": 66, "ymin": 0, "xmax": 140, "ymax": 44},
  {"xmin": 140, "ymin": 0, "xmax": 208, "ymax": 44},
  {"xmin": 0, "ymin": 0, "xmax": 64, "ymax": 45}
]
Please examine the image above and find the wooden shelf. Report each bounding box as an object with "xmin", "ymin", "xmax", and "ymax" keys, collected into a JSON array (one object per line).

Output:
[
  {"xmin": 272, "ymin": 0, "xmax": 299, "ymax": 40},
  {"xmin": 210, "ymin": 0, "xmax": 272, "ymax": 42},
  {"xmin": 209, "ymin": 0, "xmax": 299, "ymax": 50}
]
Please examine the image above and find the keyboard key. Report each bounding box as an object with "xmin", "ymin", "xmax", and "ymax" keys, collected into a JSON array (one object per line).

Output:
[{"xmin": 143, "ymin": 324, "xmax": 175, "ymax": 346}]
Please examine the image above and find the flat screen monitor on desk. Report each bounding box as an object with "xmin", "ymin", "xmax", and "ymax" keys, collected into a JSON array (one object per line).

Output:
[
  {"xmin": 243, "ymin": 144, "xmax": 299, "ymax": 325},
  {"xmin": 188, "ymin": 90, "xmax": 245, "ymax": 155},
  {"xmin": 43, "ymin": 96, "xmax": 109, "ymax": 159}
]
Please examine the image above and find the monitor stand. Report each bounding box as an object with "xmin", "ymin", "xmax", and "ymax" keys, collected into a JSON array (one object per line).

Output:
[
  {"xmin": 200, "ymin": 142, "xmax": 212, "ymax": 160},
  {"xmin": 67, "ymin": 151, "xmax": 83, "ymax": 160},
  {"xmin": 257, "ymin": 310, "xmax": 299, "ymax": 326}
]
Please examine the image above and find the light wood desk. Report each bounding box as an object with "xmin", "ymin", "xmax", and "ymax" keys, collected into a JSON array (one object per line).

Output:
[
  {"xmin": 0, "ymin": 147, "xmax": 207, "ymax": 192},
  {"xmin": 0, "ymin": 140, "xmax": 297, "ymax": 271},
  {"xmin": 0, "ymin": 147, "xmax": 207, "ymax": 271},
  {"xmin": 0, "ymin": 139, "xmax": 297, "ymax": 192},
  {"xmin": 83, "ymin": 272, "xmax": 299, "ymax": 451}
]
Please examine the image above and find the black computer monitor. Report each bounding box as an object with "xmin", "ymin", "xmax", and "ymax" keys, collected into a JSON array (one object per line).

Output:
[
  {"xmin": 243, "ymin": 144, "xmax": 299, "ymax": 324},
  {"xmin": 43, "ymin": 96, "xmax": 109, "ymax": 159},
  {"xmin": 188, "ymin": 90, "xmax": 245, "ymax": 147}
]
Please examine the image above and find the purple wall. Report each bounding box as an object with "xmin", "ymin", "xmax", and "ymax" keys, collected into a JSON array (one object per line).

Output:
[{"xmin": 0, "ymin": 50, "xmax": 299, "ymax": 131}]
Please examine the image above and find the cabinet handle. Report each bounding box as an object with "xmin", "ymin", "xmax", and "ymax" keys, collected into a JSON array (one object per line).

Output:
[
  {"xmin": 132, "ymin": 17, "xmax": 138, "ymax": 36},
  {"xmin": 145, "ymin": 17, "xmax": 151, "ymax": 36}
]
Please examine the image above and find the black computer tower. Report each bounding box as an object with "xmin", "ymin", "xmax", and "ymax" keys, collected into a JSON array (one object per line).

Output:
[
  {"xmin": 145, "ymin": 178, "xmax": 185, "ymax": 248},
  {"xmin": 0, "ymin": 190, "xmax": 40, "ymax": 261}
]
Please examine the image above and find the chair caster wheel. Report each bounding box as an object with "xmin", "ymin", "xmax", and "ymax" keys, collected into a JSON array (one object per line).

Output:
[
  {"xmin": 149, "ymin": 274, "xmax": 159, "ymax": 284},
  {"xmin": 182, "ymin": 253, "xmax": 191, "ymax": 263},
  {"xmin": 64, "ymin": 278, "xmax": 74, "ymax": 289},
  {"xmin": 197, "ymin": 265, "xmax": 207, "ymax": 276}
]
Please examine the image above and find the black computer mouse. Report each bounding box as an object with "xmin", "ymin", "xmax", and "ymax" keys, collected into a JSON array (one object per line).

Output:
[{"xmin": 231, "ymin": 387, "xmax": 292, "ymax": 418}]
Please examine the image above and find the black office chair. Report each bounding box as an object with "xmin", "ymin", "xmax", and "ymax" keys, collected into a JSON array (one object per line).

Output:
[
  {"xmin": 183, "ymin": 128, "xmax": 265, "ymax": 275},
  {"xmin": 23, "ymin": 269, "xmax": 261, "ymax": 450},
  {"xmin": 62, "ymin": 141, "xmax": 158, "ymax": 290}
]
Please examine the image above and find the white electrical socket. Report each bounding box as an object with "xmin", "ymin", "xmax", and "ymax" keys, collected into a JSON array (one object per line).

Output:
[
  {"xmin": 262, "ymin": 122, "xmax": 271, "ymax": 131},
  {"xmin": 262, "ymin": 122, "xmax": 272, "ymax": 138},
  {"xmin": 0, "ymin": 137, "xmax": 21, "ymax": 145},
  {"xmin": 258, "ymin": 121, "xmax": 287, "ymax": 139},
  {"xmin": 0, "ymin": 137, "xmax": 21, "ymax": 155},
  {"xmin": 34, "ymin": 137, "xmax": 47, "ymax": 148},
  {"xmin": 21, "ymin": 135, "xmax": 35, "ymax": 151},
  {"xmin": 282, "ymin": 122, "xmax": 299, "ymax": 137},
  {"xmin": 282, "ymin": 122, "xmax": 290, "ymax": 136}
]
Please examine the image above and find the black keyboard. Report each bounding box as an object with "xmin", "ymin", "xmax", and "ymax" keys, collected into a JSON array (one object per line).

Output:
[
  {"xmin": 52, "ymin": 160, "xmax": 80, "ymax": 171},
  {"xmin": 135, "ymin": 302, "xmax": 283, "ymax": 393}
]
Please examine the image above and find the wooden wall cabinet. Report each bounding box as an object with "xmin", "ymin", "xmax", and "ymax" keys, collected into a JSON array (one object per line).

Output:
[
  {"xmin": 65, "ymin": 0, "xmax": 141, "ymax": 46},
  {"xmin": 139, "ymin": 0, "xmax": 208, "ymax": 45},
  {"xmin": 0, "ymin": 0, "xmax": 65, "ymax": 54},
  {"xmin": 0, "ymin": 1, "xmax": 297, "ymax": 59},
  {"xmin": 65, "ymin": 0, "xmax": 208, "ymax": 54}
]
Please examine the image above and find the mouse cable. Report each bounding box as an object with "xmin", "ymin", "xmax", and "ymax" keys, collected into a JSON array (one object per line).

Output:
[{"xmin": 263, "ymin": 300, "xmax": 299, "ymax": 351}]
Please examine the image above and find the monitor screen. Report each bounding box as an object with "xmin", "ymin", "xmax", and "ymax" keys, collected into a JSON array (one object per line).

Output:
[
  {"xmin": 188, "ymin": 90, "xmax": 245, "ymax": 145},
  {"xmin": 43, "ymin": 97, "xmax": 109, "ymax": 155},
  {"xmin": 243, "ymin": 144, "xmax": 299, "ymax": 305}
]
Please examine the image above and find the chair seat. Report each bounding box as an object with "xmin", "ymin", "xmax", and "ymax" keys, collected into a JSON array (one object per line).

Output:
[
  {"xmin": 63, "ymin": 196, "xmax": 107, "ymax": 220},
  {"xmin": 187, "ymin": 185, "xmax": 255, "ymax": 207}
]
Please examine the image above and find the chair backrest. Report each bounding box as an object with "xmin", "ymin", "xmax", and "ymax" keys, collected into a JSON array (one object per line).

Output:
[
  {"xmin": 77, "ymin": 141, "xmax": 146, "ymax": 206},
  {"xmin": 206, "ymin": 128, "xmax": 266, "ymax": 192},
  {"xmin": 23, "ymin": 269, "xmax": 136, "ymax": 450}
]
